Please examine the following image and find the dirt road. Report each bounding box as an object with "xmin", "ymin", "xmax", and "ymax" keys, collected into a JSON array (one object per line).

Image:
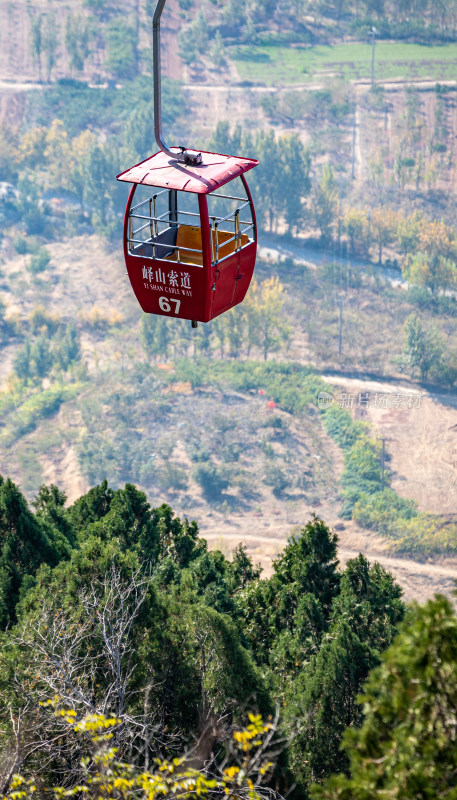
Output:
[{"xmin": 202, "ymin": 525, "xmax": 457, "ymax": 602}]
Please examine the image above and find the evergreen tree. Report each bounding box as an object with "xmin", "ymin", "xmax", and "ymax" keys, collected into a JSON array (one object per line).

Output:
[
  {"xmin": 288, "ymin": 556, "xmax": 404, "ymax": 789},
  {"xmin": 312, "ymin": 164, "xmax": 338, "ymax": 243},
  {"xmin": 30, "ymin": 334, "xmax": 53, "ymax": 379},
  {"xmin": 0, "ymin": 478, "xmax": 71, "ymax": 628},
  {"xmin": 14, "ymin": 338, "xmax": 32, "ymax": 381},
  {"xmin": 55, "ymin": 323, "xmax": 81, "ymax": 371},
  {"xmin": 312, "ymin": 595, "xmax": 457, "ymax": 800},
  {"xmin": 240, "ymin": 516, "xmax": 340, "ymax": 667},
  {"xmin": 289, "ymin": 620, "xmax": 372, "ymax": 786}
]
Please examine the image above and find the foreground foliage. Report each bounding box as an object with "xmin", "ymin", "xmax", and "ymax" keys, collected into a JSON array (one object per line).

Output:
[
  {"xmin": 3, "ymin": 704, "xmax": 277, "ymax": 800},
  {"xmin": 0, "ymin": 478, "xmax": 405, "ymax": 797},
  {"xmin": 312, "ymin": 595, "xmax": 457, "ymax": 800}
]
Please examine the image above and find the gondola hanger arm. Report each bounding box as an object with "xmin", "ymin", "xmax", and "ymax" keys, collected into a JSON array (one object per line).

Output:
[{"xmin": 152, "ymin": 0, "xmax": 202, "ymax": 165}]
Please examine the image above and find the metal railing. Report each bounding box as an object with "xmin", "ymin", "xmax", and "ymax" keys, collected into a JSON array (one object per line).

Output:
[{"xmin": 127, "ymin": 193, "xmax": 254, "ymax": 266}]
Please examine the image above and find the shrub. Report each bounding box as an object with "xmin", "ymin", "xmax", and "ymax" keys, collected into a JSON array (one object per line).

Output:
[
  {"xmin": 392, "ymin": 515, "xmax": 457, "ymax": 558},
  {"xmin": 193, "ymin": 462, "xmax": 229, "ymax": 501},
  {"xmin": 353, "ymin": 489, "xmax": 417, "ymax": 536},
  {"xmin": 28, "ymin": 247, "xmax": 51, "ymax": 274},
  {"xmin": 264, "ymin": 462, "xmax": 288, "ymax": 496},
  {"xmin": 322, "ymin": 406, "xmax": 367, "ymax": 448},
  {"xmin": 29, "ymin": 305, "xmax": 60, "ymax": 334},
  {"xmin": 3, "ymin": 385, "xmax": 78, "ymax": 443},
  {"xmin": 13, "ymin": 235, "xmax": 28, "ymax": 256},
  {"xmin": 156, "ymin": 461, "xmax": 189, "ymax": 492},
  {"xmin": 79, "ymin": 305, "xmax": 124, "ymax": 329}
]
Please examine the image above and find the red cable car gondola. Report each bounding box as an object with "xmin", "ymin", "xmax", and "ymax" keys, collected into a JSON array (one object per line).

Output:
[{"xmin": 116, "ymin": 0, "xmax": 259, "ymax": 327}]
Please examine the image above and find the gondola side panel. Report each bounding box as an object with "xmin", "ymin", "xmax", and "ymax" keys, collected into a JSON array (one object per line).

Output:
[
  {"xmin": 125, "ymin": 254, "xmax": 208, "ymax": 321},
  {"xmin": 123, "ymin": 185, "xmax": 208, "ymax": 322},
  {"xmin": 233, "ymin": 241, "xmax": 257, "ymax": 307}
]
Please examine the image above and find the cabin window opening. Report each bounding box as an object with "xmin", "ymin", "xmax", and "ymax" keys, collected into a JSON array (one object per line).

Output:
[
  {"xmin": 206, "ymin": 177, "xmax": 255, "ymax": 266},
  {"xmin": 127, "ymin": 186, "xmax": 204, "ymax": 267}
]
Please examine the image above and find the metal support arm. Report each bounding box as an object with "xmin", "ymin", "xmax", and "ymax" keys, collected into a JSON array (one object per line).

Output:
[{"xmin": 152, "ymin": 0, "xmax": 202, "ymax": 165}]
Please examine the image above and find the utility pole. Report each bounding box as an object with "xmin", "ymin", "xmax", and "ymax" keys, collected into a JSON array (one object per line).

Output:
[
  {"xmin": 338, "ymin": 293, "xmax": 343, "ymax": 357},
  {"xmin": 351, "ymin": 116, "xmax": 356, "ymax": 179},
  {"xmin": 370, "ymin": 26, "xmax": 376, "ymax": 89},
  {"xmin": 381, "ymin": 437, "xmax": 385, "ymax": 490},
  {"xmin": 337, "ymin": 174, "xmax": 343, "ymax": 269}
]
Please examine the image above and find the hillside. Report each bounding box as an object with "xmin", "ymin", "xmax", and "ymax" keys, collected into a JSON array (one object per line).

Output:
[{"xmin": 1, "ymin": 0, "xmax": 457, "ymax": 603}]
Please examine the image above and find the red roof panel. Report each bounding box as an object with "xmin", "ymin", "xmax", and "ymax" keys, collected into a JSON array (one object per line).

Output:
[{"xmin": 116, "ymin": 148, "xmax": 258, "ymax": 194}]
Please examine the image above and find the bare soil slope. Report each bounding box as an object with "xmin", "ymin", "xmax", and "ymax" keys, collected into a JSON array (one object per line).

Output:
[{"xmin": 325, "ymin": 375, "xmax": 457, "ymax": 515}]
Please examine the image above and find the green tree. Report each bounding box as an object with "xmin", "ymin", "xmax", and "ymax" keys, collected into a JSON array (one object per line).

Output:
[
  {"xmin": 290, "ymin": 621, "xmax": 372, "ymax": 786},
  {"xmin": 0, "ymin": 500, "xmax": 270, "ymax": 786},
  {"xmin": 226, "ymin": 307, "xmax": 245, "ymax": 358},
  {"xmin": 256, "ymin": 276, "xmax": 290, "ymax": 361},
  {"xmin": 193, "ymin": 462, "xmax": 229, "ymax": 502},
  {"xmin": 405, "ymin": 251, "xmax": 457, "ymax": 294},
  {"xmin": 252, "ymin": 130, "xmax": 282, "ymax": 232},
  {"xmin": 312, "ymin": 595, "xmax": 457, "ymax": 800},
  {"xmin": 240, "ymin": 516, "xmax": 340, "ymax": 669},
  {"xmin": 369, "ymin": 207, "xmax": 398, "ymax": 264},
  {"xmin": 54, "ymin": 323, "xmax": 81, "ymax": 370},
  {"xmin": 28, "ymin": 246, "xmax": 50, "ymax": 274},
  {"xmin": 42, "ymin": 17, "xmax": 57, "ymax": 82},
  {"xmin": 82, "ymin": 142, "xmax": 121, "ymax": 232},
  {"xmin": 104, "ymin": 18, "xmax": 138, "ymax": 80},
  {"xmin": 312, "ymin": 164, "xmax": 338, "ymax": 242},
  {"xmin": 14, "ymin": 338, "xmax": 32, "ymax": 381},
  {"xmin": 0, "ymin": 477, "xmax": 69, "ymax": 629},
  {"xmin": 65, "ymin": 15, "xmax": 93, "ymax": 74},
  {"xmin": 404, "ymin": 218, "xmax": 457, "ymax": 294},
  {"xmin": 28, "ymin": 12, "xmax": 42, "ymax": 81},
  {"xmin": 123, "ymin": 102, "xmax": 155, "ymax": 162},
  {"xmin": 15, "ymin": 175, "xmax": 45, "ymax": 235},
  {"xmin": 287, "ymin": 554, "xmax": 403, "ymax": 790},
  {"xmin": 178, "ymin": 10, "xmax": 209, "ymax": 65},
  {"xmin": 281, "ymin": 134, "xmax": 311, "ymax": 234},
  {"xmin": 30, "ymin": 334, "xmax": 53, "ymax": 379},
  {"xmin": 140, "ymin": 313, "xmax": 158, "ymax": 359},
  {"xmin": 396, "ymin": 209, "xmax": 422, "ymax": 257},
  {"xmin": 402, "ymin": 312, "xmax": 443, "ymax": 381},
  {"xmin": 32, "ymin": 484, "xmax": 76, "ymax": 554},
  {"xmin": 1, "ymin": 706, "xmax": 277, "ymax": 800},
  {"xmin": 210, "ymin": 31, "xmax": 227, "ymax": 68},
  {"xmin": 342, "ymin": 208, "xmax": 368, "ymax": 256}
]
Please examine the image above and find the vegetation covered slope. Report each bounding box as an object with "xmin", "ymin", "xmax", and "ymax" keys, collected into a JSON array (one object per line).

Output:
[{"xmin": 2, "ymin": 0, "xmax": 457, "ymax": 576}]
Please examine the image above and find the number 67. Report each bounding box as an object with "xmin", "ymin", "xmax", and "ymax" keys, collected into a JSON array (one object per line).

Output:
[{"xmin": 159, "ymin": 296, "xmax": 181, "ymax": 315}]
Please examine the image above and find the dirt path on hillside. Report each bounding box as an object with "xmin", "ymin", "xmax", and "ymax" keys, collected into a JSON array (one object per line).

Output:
[
  {"xmin": 324, "ymin": 375, "xmax": 457, "ymax": 515},
  {"xmin": 197, "ymin": 371, "xmax": 457, "ymax": 603},
  {"xmin": 201, "ymin": 526, "xmax": 457, "ymax": 601}
]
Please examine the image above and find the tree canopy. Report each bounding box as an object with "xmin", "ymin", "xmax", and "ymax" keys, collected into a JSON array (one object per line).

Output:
[{"xmin": 0, "ymin": 476, "xmax": 407, "ymax": 798}]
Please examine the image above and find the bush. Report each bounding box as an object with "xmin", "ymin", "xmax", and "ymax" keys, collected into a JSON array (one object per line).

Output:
[
  {"xmin": 322, "ymin": 406, "xmax": 367, "ymax": 448},
  {"xmin": 193, "ymin": 462, "xmax": 229, "ymax": 501},
  {"xmin": 264, "ymin": 462, "xmax": 288, "ymax": 496},
  {"xmin": 4, "ymin": 385, "xmax": 78, "ymax": 443},
  {"xmin": 13, "ymin": 236, "xmax": 28, "ymax": 256},
  {"xmin": 353, "ymin": 489, "xmax": 417, "ymax": 536},
  {"xmin": 29, "ymin": 305, "xmax": 60, "ymax": 334},
  {"xmin": 28, "ymin": 247, "xmax": 51, "ymax": 274},
  {"xmin": 78, "ymin": 305, "xmax": 124, "ymax": 329},
  {"xmin": 156, "ymin": 462, "xmax": 189, "ymax": 492},
  {"xmin": 406, "ymin": 285, "xmax": 433, "ymax": 310},
  {"xmin": 392, "ymin": 515, "xmax": 457, "ymax": 558}
]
